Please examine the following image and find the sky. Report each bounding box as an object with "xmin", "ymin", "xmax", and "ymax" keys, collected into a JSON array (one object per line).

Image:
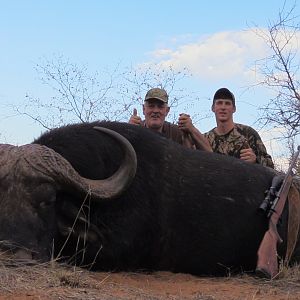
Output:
[{"xmin": 1, "ymin": 0, "xmax": 299, "ymax": 167}]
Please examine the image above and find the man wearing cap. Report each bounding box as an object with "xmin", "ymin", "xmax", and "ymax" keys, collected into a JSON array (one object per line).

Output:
[
  {"xmin": 129, "ymin": 87, "xmax": 211, "ymax": 151},
  {"xmin": 204, "ymin": 87, "xmax": 274, "ymax": 168}
]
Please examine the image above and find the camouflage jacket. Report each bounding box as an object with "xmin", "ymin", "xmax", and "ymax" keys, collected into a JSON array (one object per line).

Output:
[{"xmin": 204, "ymin": 123, "xmax": 274, "ymax": 168}]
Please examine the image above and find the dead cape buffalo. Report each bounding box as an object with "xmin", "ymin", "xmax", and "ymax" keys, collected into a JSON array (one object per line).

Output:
[{"xmin": 0, "ymin": 121, "xmax": 298, "ymax": 276}]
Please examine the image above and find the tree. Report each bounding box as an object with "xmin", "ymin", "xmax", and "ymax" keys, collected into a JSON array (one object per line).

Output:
[
  {"xmin": 254, "ymin": 3, "xmax": 300, "ymax": 141},
  {"xmin": 17, "ymin": 55, "xmax": 122, "ymax": 130},
  {"xmin": 117, "ymin": 63, "xmax": 203, "ymax": 124},
  {"xmin": 17, "ymin": 55, "xmax": 203, "ymax": 130}
]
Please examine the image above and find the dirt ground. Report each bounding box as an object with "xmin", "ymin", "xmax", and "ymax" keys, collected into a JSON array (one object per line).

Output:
[{"xmin": 1, "ymin": 264, "xmax": 300, "ymax": 300}]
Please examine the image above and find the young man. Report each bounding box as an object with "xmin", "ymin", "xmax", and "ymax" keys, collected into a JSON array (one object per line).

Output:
[
  {"xmin": 129, "ymin": 87, "xmax": 211, "ymax": 151},
  {"xmin": 205, "ymin": 88, "xmax": 274, "ymax": 168}
]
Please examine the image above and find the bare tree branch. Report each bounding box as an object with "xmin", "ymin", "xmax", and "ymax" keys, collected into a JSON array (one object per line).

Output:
[
  {"xmin": 15, "ymin": 54, "xmax": 119, "ymax": 128},
  {"xmin": 16, "ymin": 56, "xmax": 205, "ymax": 130},
  {"xmin": 254, "ymin": 2, "xmax": 300, "ymax": 139}
]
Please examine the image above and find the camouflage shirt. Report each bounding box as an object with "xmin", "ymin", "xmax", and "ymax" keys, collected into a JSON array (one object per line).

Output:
[{"xmin": 204, "ymin": 123, "xmax": 274, "ymax": 168}]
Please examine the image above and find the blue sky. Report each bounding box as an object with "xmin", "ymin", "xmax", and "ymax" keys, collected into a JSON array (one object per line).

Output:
[{"xmin": 0, "ymin": 0, "xmax": 299, "ymax": 167}]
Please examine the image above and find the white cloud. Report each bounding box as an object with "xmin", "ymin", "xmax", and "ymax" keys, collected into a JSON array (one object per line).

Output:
[
  {"xmin": 147, "ymin": 29, "xmax": 270, "ymax": 82},
  {"xmin": 141, "ymin": 28, "xmax": 300, "ymax": 86}
]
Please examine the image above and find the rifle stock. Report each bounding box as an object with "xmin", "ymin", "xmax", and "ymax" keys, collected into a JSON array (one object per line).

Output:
[
  {"xmin": 256, "ymin": 220, "xmax": 282, "ymax": 278},
  {"xmin": 256, "ymin": 146, "xmax": 300, "ymax": 279}
]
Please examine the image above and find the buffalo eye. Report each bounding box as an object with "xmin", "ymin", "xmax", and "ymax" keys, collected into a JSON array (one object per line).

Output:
[
  {"xmin": 30, "ymin": 183, "xmax": 57, "ymax": 210},
  {"xmin": 39, "ymin": 196, "xmax": 56, "ymax": 209}
]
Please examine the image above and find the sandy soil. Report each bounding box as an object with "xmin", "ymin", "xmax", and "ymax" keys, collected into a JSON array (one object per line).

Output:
[{"xmin": 0, "ymin": 265, "xmax": 300, "ymax": 300}]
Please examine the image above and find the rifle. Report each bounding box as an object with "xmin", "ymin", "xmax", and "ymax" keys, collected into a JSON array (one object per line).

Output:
[{"xmin": 256, "ymin": 146, "xmax": 300, "ymax": 279}]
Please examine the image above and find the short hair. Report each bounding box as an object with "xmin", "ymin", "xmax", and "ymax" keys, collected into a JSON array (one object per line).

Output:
[{"xmin": 213, "ymin": 88, "xmax": 235, "ymax": 107}]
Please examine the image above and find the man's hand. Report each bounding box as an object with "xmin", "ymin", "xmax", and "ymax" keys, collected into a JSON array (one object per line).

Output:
[
  {"xmin": 178, "ymin": 113, "xmax": 194, "ymax": 133},
  {"xmin": 129, "ymin": 108, "xmax": 142, "ymax": 125},
  {"xmin": 240, "ymin": 148, "xmax": 256, "ymax": 163},
  {"xmin": 178, "ymin": 113, "xmax": 212, "ymax": 152}
]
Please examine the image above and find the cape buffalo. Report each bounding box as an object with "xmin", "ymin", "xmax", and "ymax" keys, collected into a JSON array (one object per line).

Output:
[{"xmin": 0, "ymin": 121, "xmax": 298, "ymax": 276}]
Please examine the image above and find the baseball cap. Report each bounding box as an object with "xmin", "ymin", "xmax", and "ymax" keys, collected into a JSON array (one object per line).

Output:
[
  {"xmin": 213, "ymin": 88, "xmax": 235, "ymax": 107},
  {"xmin": 145, "ymin": 88, "xmax": 168, "ymax": 104}
]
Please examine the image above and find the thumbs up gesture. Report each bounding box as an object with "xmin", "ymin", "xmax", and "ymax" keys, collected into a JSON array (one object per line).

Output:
[{"xmin": 129, "ymin": 108, "xmax": 142, "ymax": 125}]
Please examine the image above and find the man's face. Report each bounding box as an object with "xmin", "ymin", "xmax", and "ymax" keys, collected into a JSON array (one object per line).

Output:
[
  {"xmin": 212, "ymin": 99, "xmax": 236, "ymax": 123},
  {"xmin": 143, "ymin": 99, "xmax": 170, "ymax": 131}
]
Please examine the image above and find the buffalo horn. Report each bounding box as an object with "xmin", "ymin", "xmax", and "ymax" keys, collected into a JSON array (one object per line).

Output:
[{"xmin": 25, "ymin": 127, "xmax": 137, "ymax": 200}]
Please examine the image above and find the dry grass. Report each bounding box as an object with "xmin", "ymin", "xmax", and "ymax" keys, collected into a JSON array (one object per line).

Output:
[
  {"xmin": 0, "ymin": 260, "xmax": 300, "ymax": 300},
  {"xmin": 0, "ymin": 260, "xmax": 105, "ymax": 299}
]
